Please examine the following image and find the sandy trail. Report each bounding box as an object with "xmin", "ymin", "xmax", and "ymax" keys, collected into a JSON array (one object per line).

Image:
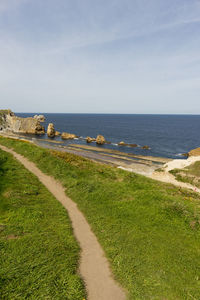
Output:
[
  {"xmin": 150, "ymin": 171, "xmax": 200, "ymax": 193},
  {"xmin": 150, "ymin": 156, "xmax": 200, "ymax": 193},
  {"xmin": 0, "ymin": 145, "xmax": 126, "ymax": 300},
  {"xmin": 162, "ymin": 156, "xmax": 200, "ymax": 172}
]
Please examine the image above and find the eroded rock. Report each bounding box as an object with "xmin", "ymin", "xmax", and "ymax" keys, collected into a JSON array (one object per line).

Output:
[
  {"xmin": 34, "ymin": 115, "xmax": 45, "ymax": 122},
  {"xmin": 0, "ymin": 110, "xmax": 45, "ymax": 135},
  {"xmin": 119, "ymin": 141, "xmax": 126, "ymax": 146},
  {"xmin": 55, "ymin": 131, "xmax": 61, "ymax": 136},
  {"xmin": 47, "ymin": 123, "xmax": 55, "ymax": 138},
  {"xmin": 96, "ymin": 135, "xmax": 106, "ymax": 145},
  {"xmin": 86, "ymin": 137, "xmax": 96, "ymax": 143},
  {"xmin": 61, "ymin": 132, "xmax": 77, "ymax": 139}
]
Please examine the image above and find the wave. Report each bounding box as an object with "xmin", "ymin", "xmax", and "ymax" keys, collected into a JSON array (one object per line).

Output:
[{"xmin": 175, "ymin": 153, "xmax": 184, "ymax": 157}]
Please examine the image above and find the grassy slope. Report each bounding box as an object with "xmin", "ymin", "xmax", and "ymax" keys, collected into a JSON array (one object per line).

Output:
[
  {"xmin": 170, "ymin": 161, "xmax": 200, "ymax": 188},
  {"xmin": 0, "ymin": 137, "xmax": 200, "ymax": 300},
  {"xmin": 0, "ymin": 148, "xmax": 86, "ymax": 299}
]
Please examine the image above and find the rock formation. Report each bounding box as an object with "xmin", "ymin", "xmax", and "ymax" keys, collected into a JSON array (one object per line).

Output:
[
  {"xmin": 142, "ymin": 145, "xmax": 150, "ymax": 149},
  {"xmin": 118, "ymin": 141, "xmax": 125, "ymax": 146},
  {"xmin": 96, "ymin": 135, "xmax": 106, "ymax": 145},
  {"xmin": 61, "ymin": 132, "xmax": 77, "ymax": 139},
  {"xmin": 86, "ymin": 137, "xmax": 96, "ymax": 143},
  {"xmin": 34, "ymin": 115, "xmax": 45, "ymax": 122},
  {"xmin": 118, "ymin": 141, "xmax": 137, "ymax": 147},
  {"xmin": 55, "ymin": 131, "xmax": 61, "ymax": 136},
  {"xmin": 0, "ymin": 110, "xmax": 45, "ymax": 135},
  {"xmin": 47, "ymin": 123, "xmax": 55, "ymax": 138},
  {"xmin": 188, "ymin": 147, "xmax": 200, "ymax": 156}
]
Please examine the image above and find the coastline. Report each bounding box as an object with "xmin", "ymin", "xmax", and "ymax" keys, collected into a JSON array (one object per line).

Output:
[{"xmin": 0, "ymin": 131, "xmax": 170, "ymax": 176}]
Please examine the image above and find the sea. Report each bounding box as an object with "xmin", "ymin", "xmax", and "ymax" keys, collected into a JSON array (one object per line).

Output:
[{"xmin": 17, "ymin": 113, "xmax": 200, "ymax": 159}]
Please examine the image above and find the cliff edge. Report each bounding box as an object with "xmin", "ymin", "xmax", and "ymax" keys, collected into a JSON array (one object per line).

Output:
[{"xmin": 0, "ymin": 110, "xmax": 45, "ymax": 135}]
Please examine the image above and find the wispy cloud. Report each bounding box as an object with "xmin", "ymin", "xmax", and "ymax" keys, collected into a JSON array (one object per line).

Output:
[{"xmin": 0, "ymin": 0, "xmax": 200, "ymax": 113}]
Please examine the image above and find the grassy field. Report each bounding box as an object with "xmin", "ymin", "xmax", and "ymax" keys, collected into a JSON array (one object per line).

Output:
[
  {"xmin": 0, "ymin": 147, "xmax": 86, "ymax": 299},
  {"xmin": 0, "ymin": 137, "xmax": 200, "ymax": 299},
  {"xmin": 170, "ymin": 161, "xmax": 200, "ymax": 188}
]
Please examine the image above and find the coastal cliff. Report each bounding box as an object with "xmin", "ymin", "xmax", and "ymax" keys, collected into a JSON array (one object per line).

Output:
[{"xmin": 0, "ymin": 110, "xmax": 45, "ymax": 135}]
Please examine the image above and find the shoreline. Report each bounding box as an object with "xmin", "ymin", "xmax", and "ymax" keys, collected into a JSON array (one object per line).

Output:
[
  {"xmin": 3, "ymin": 131, "xmax": 199, "ymax": 180},
  {"xmin": 2, "ymin": 131, "xmax": 199, "ymax": 180},
  {"xmin": 0, "ymin": 131, "xmax": 170, "ymax": 176}
]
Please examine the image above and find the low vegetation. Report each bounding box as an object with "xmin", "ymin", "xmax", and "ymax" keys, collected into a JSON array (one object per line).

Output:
[
  {"xmin": 0, "ymin": 136, "xmax": 200, "ymax": 299},
  {"xmin": 0, "ymin": 147, "xmax": 86, "ymax": 299},
  {"xmin": 0, "ymin": 110, "xmax": 10, "ymax": 126},
  {"xmin": 170, "ymin": 161, "xmax": 200, "ymax": 188}
]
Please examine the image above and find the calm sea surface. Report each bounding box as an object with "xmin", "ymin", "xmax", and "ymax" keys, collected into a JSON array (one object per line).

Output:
[{"xmin": 17, "ymin": 113, "xmax": 200, "ymax": 159}]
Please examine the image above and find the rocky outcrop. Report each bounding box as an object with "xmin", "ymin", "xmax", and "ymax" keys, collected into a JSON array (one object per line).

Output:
[
  {"xmin": 61, "ymin": 132, "xmax": 77, "ymax": 139},
  {"xmin": 118, "ymin": 141, "xmax": 137, "ymax": 147},
  {"xmin": 188, "ymin": 147, "xmax": 200, "ymax": 157},
  {"xmin": 34, "ymin": 115, "xmax": 45, "ymax": 122},
  {"xmin": 182, "ymin": 153, "xmax": 189, "ymax": 157},
  {"xmin": 47, "ymin": 123, "xmax": 55, "ymax": 138},
  {"xmin": 0, "ymin": 110, "xmax": 45, "ymax": 135},
  {"xmin": 55, "ymin": 131, "xmax": 61, "ymax": 136},
  {"xmin": 86, "ymin": 137, "xmax": 96, "ymax": 143},
  {"xmin": 118, "ymin": 141, "xmax": 126, "ymax": 146},
  {"xmin": 142, "ymin": 145, "xmax": 150, "ymax": 150},
  {"xmin": 96, "ymin": 135, "xmax": 106, "ymax": 145}
]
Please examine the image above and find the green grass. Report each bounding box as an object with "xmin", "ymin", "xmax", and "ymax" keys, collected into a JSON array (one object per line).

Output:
[
  {"xmin": 0, "ymin": 147, "xmax": 86, "ymax": 299},
  {"xmin": 170, "ymin": 162, "xmax": 200, "ymax": 188},
  {"xmin": 1, "ymin": 137, "xmax": 200, "ymax": 299}
]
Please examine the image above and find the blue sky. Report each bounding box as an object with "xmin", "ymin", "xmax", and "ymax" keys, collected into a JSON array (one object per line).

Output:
[{"xmin": 0, "ymin": 0, "xmax": 200, "ymax": 113}]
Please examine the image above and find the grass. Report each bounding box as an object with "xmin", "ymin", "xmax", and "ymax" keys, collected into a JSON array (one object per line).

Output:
[
  {"xmin": 170, "ymin": 162, "xmax": 200, "ymax": 188},
  {"xmin": 0, "ymin": 147, "xmax": 86, "ymax": 299},
  {"xmin": 0, "ymin": 137, "xmax": 200, "ymax": 299}
]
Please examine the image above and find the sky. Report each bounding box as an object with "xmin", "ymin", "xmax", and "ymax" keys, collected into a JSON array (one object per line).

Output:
[{"xmin": 0, "ymin": 0, "xmax": 200, "ymax": 114}]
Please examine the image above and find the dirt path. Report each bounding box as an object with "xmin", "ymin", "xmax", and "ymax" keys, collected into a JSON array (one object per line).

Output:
[
  {"xmin": 0, "ymin": 145, "xmax": 126, "ymax": 300},
  {"xmin": 150, "ymin": 156, "xmax": 200, "ymax": 194},
  {"xmin": 150, "ymin": 171, "xmax": 200, "ymax": 193}
]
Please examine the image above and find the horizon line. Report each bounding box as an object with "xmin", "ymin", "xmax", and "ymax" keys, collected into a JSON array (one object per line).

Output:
[{"xmin": 15, "ymin": 112, "xmax": 200, "ymax": 116}]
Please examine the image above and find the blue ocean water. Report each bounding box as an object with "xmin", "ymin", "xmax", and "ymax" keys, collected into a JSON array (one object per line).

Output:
[{"xmin": 17, "ymin": 113, "xmax": 200, "ymax": 159}]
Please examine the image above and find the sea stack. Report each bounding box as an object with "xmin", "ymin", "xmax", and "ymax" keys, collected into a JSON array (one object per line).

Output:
[
  {"xmin": 47, "ymin": 123, "xmax": 55, "ymax": 138},
  {"xmin": 96, "ymin": 135, "xmax": 106, "ymax": 145}
]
